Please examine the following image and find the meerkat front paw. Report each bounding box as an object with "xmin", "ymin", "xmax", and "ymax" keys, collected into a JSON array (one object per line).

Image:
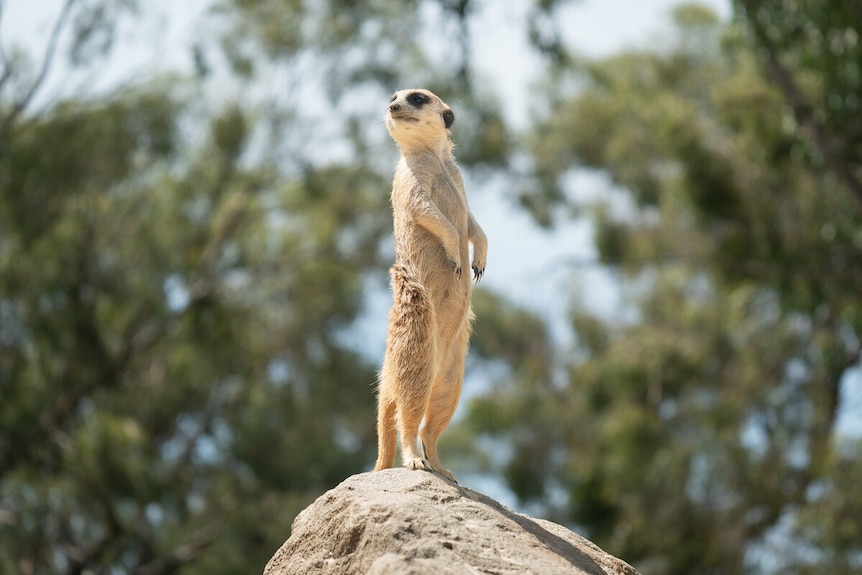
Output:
[
  {"xmin": 449, "ymin": 259, "xmax": 463, "ymax": 279},
  {"xmin": 471, "ymin": 263, "xmax": 485, "ymax": 283},
  {"xmin": 404, "ymin": 457, "xmax": 433, "ymax": 472}
]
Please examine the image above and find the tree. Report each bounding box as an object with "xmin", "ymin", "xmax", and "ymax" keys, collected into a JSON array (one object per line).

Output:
[
  {"xmin": 15, "ymin": 1, "xmax": 860, "ymax": 574},
  {"xmin": 467, "ymin": 4, "xmax": 862, "ymax": 574},
  {"xmin": 733, "ymin": 0, "xmax": 862, "ymax": 209},
  {"xmin": 0, "ymin": 2, "xmax": 391, "ymax": 573},
  {"xmin": 0, "ymin": 0, "xmax": 552, "ymax": 572}
]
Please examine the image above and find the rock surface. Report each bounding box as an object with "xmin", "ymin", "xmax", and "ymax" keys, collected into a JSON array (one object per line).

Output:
[{"xmin": 264, "ymin": 468, "xmax": 640, "ymax": 575}]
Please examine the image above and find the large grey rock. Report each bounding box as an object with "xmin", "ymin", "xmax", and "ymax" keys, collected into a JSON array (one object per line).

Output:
[{"xmin": 264, "ymin": 468, "xmax": 640, "ymax": 575}]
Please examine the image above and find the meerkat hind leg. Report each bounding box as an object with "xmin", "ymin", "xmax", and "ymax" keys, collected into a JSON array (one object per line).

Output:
[
  {"xmin": 399, "ymin": 394, "xmax": 433, "ymax": 472},
  {"xmin": 373, "ymin": 392, "xmax": 398, "ymax": 471},
  {"xmin": 420, "ymin": 439, "xmax": 457, "ymax": 483},
  {"xmin": 420, "ymin": 379, "xmax": 461, "ymax": 483},
  {"xmin": 419, "ymin": 334, "xmax": 468, "ymax": 483}
]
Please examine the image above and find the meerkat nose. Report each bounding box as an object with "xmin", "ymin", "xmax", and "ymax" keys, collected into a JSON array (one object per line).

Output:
[{"xmin": 389, "ymin": 103, "xmax": 400, "ymax": 112}]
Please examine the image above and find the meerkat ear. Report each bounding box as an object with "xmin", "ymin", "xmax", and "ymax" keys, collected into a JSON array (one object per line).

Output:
[{"xmin": 442, "ymin": 109, "xmax": 455, "ymax": 129}]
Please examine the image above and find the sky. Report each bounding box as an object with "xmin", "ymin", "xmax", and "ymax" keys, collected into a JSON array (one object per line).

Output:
[
  {"xmin": 472, "ymin": 0, "xmax": 732, "ymax": 126},
  {"xmin": 3, "ymin": 0, "xmax": 731, "ymax": 123}
]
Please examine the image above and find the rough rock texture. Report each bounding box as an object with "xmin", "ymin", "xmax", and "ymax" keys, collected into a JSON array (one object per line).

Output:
[{"xmin": 264, "ymin": 469, "xmax": 640, "ymax": 575}]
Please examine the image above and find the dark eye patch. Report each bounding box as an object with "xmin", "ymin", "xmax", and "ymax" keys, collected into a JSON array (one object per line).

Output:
[{"xmin": 406, "ymin": 92, "xmax": 431, "ymax": 107}]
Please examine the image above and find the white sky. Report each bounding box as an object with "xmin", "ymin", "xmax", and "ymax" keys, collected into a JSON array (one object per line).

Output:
[
  {"xmin": 3, "ymin": 0, "xmax": 731, "ymax": 116},
  {"xmin": 471, "ymin": 0, "xmax": 733, "ymax": 126}
]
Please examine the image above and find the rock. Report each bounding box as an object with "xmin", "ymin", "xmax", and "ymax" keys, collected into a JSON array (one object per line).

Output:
[{"xmin": 264, "ymin": 468, "xmax": 640, "ymax": 575}]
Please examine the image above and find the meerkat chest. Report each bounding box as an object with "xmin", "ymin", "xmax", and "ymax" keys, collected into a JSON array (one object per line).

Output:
[
  {"xmin": 393, "ymin": 155, "xmax": 468, "ymax": 228},
  {"xmin": 430, "ymin": 170, "xmax": 467, "ymax": 222}
]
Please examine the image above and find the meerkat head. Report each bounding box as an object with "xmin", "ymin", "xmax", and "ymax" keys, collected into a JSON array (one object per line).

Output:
[{"xmin": 386, "ymin": 88, "xmax": 454, "ymax": 153}]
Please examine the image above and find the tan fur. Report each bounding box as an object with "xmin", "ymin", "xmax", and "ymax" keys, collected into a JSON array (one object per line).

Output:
[{"xmin": 373, "ymin": 89, "xmax": 488, "ymax": 483}]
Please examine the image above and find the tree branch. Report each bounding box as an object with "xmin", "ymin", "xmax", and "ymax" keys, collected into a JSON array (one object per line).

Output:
[
  {"xmin": 63, "ymin": 499, "xmax": 123, "ymax": 575},
  {"xmin": 133, "ymin": 529, "xmax": 218, "ymax": 575},
  {"xmin": 737, "ymin": 0, "xmax": 862, "ymax": 211},
  {"xmin": 0, "ymin": 0, "xmax": 10, "ymax": 91},
  {"xmin": 1, "ymin": 0, "xmax": 78, "ymax": 136},
  {"xmin": 762, "ymin": 57, "xmax": 862, "ymax": 210}
]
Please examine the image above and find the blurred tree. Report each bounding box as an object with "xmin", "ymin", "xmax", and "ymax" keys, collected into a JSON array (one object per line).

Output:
[
  {"xmin": 0, "ymin": 1, "xmax": 392, "ymax": 573},
  {"xmin": 24, "ymin": 1, "xmax": 862, "ymax": 574},
  {"xmin": 0, "ymin": 0, "xmax": 564, "ymax": 573},
  {"xmin": 734, "ymin": 0, "xmax": 862, "ymax": 210},
  {"xmin": 0, "ymin": 71, "xmax": 388, "ymax": 575},
  {"xmin": 469, "ymin": 3, "xmax": 862, "ymax": 574}
]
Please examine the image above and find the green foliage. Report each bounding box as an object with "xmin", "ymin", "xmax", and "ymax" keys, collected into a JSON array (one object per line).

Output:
[
  {"xmin": 733, "ymin": 0, "xmax": 862, "ymax": 207},
  {"xmin": 0, "ymin": 75, "xmax": 389, "ymax": 570},
  {"xmin": 471, "ymin": 4, "xmax": 862, "ymax": 574},
  {"xmin": 0, "ymin": 2, "xmax": 396, "ymax": 569},
  {"xmin": 466, "ymin": 289, "xmax": 556, "ymax": 500}
]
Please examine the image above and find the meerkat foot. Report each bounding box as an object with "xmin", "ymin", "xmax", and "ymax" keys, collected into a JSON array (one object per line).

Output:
[
  {"xmin": 404, "ymin": 458, "xmax": 433, "ymax": 472},
  {"xmin": 436, "ymin": 467, "xmax": 458, "ymax": 483}
]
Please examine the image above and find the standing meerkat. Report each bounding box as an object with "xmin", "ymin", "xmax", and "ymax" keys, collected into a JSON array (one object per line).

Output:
[{"xmin": 373, "ymin": 88, "xmax": 487, "ymax": 483}]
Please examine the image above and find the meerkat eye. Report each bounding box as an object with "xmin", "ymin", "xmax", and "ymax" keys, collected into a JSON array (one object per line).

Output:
[{"xmin": 406, "ymin": 92, "xmax": 430, "ymax": 107}]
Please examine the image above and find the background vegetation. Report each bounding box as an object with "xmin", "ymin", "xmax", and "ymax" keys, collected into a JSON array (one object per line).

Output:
[{"xmin": 0, "ymin": 1, "xmax": 860, "ymax": 574}]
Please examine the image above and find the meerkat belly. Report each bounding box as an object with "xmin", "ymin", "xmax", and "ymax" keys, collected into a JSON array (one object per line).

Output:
[
  {"xmin": 403, "ymin": 222, "xmax": 469, "ymax": 315},
  {"xmin": 391, "ymin": 165, "xmax": 471, "ymax": 328}
]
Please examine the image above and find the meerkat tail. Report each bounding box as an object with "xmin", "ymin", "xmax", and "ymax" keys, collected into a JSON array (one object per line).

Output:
[{"xmin": 374, "ymin": 262, "xmax": 437, "ymax": 471}]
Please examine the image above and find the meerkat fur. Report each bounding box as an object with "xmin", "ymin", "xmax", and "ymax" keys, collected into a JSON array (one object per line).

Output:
[{"xmin": 373, "ymin": 88, "xmax": 487, "ymax": 483}]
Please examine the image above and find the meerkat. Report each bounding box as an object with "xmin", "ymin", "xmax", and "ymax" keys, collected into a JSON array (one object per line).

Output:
[{"xmin": 373, "ymin": 88, "xmax": 487, "ymax": 483}]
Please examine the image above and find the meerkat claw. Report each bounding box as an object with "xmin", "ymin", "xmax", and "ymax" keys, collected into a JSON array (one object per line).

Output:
[
  {"xmin": 404, "ymin": 457, "xmax": 433, "ymax": 472},
  {"xmin": 472, "ymin": 266, "xmax": 484, "ymax": 283}
]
